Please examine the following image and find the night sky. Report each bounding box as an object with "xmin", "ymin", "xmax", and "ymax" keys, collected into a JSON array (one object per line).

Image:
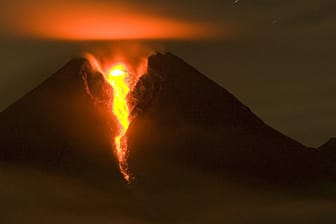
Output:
[{"xmin": 0, "ymin": 0, "xmax": 335, "ymax": 147}]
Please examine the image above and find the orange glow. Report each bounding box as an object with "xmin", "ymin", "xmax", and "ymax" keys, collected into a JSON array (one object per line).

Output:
[
  {"xmin": 0, "ymin": 1, "xmax": 224, "ymax": 40},
  {"xmin": 86, "ymin": 50, "xmax": 147, "ymax": 182},
  {"xmin": 106, "ymin": 64, "xmax": 132, "ymax": 182}
]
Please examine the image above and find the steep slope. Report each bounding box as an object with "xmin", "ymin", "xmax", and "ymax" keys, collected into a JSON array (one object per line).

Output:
[
  {"xmin": 0, "ymin": 58, "xmax": 124, "ymax": 182},
  {"xmin": 128, "ymin": 53, "xmax": 325, "ymax": 184}
]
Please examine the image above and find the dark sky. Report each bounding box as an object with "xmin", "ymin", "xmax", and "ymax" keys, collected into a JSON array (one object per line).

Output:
[{"xmin": 0, "ymin": 0, "xmax": 335, "ymax": 147}]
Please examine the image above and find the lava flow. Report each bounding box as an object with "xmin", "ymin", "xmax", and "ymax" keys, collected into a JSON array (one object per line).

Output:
[
  {"xmin": 86, "ymin": 52, "xmax": 147, "ymax": 182},
  {"xmin": 106, "ymin": 64, "xmax": 132, "ymax": 182}
]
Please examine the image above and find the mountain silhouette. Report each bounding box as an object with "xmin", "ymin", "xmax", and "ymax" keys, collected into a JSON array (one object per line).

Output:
[
  {"xmin": 1, "ymin": 52, "xmax": 336, "ymax": 224},
  {"xmin": 0, "ymin": 52, "xmax": 333, "ymax": 185},
  {"xmin": 319, "ymin": 138, "xmax": 336, "ymax": 151},
  {"xmin": 127, "ymin": 53, "xmax": 328, "ymax": 185}
]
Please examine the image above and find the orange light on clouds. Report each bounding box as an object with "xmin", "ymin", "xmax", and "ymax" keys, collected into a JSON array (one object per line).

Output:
[{"xmin": 1, "ymin": 0, "xmax": 223, "ymax": 40}]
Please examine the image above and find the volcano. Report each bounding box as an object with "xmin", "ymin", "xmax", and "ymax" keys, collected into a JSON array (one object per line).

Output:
[
  {"xmin": 1, "ymin": 53, "xmax": 336, "ymax": 223},
  {"xmin": 0, "ymin": 53, "xmax": 334, "ymax": 183}
]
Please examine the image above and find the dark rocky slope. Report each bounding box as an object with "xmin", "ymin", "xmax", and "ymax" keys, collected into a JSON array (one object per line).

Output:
[
  {"xmin": 0, "ymin": 58, "xmax": 123, "ymax": 182},
  {"xmin": 128, "ymin": 53, "xmax": 327, "ymax": 185}
]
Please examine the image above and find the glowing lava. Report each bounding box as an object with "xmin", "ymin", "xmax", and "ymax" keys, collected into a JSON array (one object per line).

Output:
[
  {"xmin": 85, "ymin": 51, "xmax": 147, "ymax": 182},
  {"xmin": 106, "ymin": 64, "xmax": 132, "ymax": 182}
]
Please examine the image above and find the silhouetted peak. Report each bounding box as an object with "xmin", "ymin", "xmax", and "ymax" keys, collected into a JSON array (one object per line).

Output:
[{"xmin": 319, "ymin": 138, "xmax": 336, "ymax": 150}]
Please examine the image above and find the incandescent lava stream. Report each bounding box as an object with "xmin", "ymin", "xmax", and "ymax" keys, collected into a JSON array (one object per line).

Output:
[
  {"xmin": 86, "ymin": 53, "xmax": 147, "ymax": 182},
  {"xmin": 106, "ymin": 64, "xmax": 133, "ymax": 182}
]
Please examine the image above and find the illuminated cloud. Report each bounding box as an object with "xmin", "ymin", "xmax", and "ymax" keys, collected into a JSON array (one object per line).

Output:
[{"xmin": 0, "ymin": 0, "xmax": 226, "ymax": 40}]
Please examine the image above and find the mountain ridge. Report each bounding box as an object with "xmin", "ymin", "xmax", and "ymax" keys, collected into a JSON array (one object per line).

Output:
[
  {"xmin": 0, "ymin": 52, "xmax": 334, "ymax": 185},
  {"xmin": 126, "ymin": 53, "xmax": 327, "ymax": 185}
]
